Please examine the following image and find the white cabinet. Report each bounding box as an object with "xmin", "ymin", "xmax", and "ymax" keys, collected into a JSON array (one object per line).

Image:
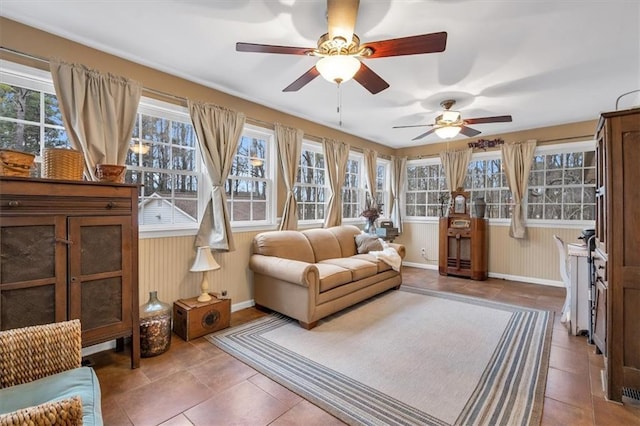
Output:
[{"xmin": 567, "ymin": 244, "xmax": 590, "ymax": 336}]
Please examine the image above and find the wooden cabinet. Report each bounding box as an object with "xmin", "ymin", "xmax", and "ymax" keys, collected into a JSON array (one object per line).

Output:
[
  {"xmin": 591, "ymin": 250, "xmax": 607, "ymax": 354},
  {"xmin": 0, "ymin": 177, "xmax": 140, "ymax": 368},
  {"xmin": 595, "ymin": 107, "xmax": 640, "ymax": 401},
  {"xmin": 438, "ymin": 190, "xmax": 488, "ymax": 281}
]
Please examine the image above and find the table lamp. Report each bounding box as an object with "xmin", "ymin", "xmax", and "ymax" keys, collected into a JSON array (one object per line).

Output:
[{"xmin": 190, "ymin": 246, "xmax": 220, "ymax": 302}]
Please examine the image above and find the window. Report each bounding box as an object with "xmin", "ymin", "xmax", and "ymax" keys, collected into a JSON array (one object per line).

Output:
[
  {"xmin": 405, "ymin": 142, "xmax": 595, "ymax": 223},
  {"xmin": 463, "ymin": 155, "xmax": 511, "ymax": 219},
  {"xmin": 125, "ymin": 99, "xmax": 200, "ymax": 229},
  {"xmin": 375, "ymin": 160, "xmax": 390, "ymax": 217},
  {"xmin": 296, "ymin": 141, "xmax": 326, "ymax": 222},
  {"xmin": 225, "ymin": 124, "xmax": 275, "ymax": 226},
  {"xmin": 0, "ymin": 63, "xmax": 70, "ymax": 177},
  {"xmin": 342, "ymin": 155, "xmax": 362, "ymax": 219},
  {"xmin": 527, "ymin": 147, "xmax": 596, "ymax": 221},
  {"xmin": 406, "ymin": 160, "xmax": 448, "ymax": 217}
]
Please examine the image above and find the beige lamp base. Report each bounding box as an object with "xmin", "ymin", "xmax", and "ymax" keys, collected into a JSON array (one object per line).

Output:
[{"xmin": 197, "ymin": 273, "xmax": 212, "ymax": 302}]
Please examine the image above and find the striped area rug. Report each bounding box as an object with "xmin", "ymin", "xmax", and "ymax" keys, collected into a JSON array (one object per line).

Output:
[{"xmin": 207, "ymin": 288, "xmax": 552, "ymax": 426}]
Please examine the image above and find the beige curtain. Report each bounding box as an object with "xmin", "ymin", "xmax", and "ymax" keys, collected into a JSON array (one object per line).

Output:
[
  {"xmin": 501, "ymin": 139, "xmax": 537, "ymax": 239},
  {"xmin": 50, "ymin": 59, "xmax": 141, "ymax": 180},
  {"xmin": 440, "ymin": 148, "xmax": 472, "ymax": 192},
  {"xmin": 390, "ymin": 156, "xmax": 407, "ymax": 233},
  {"xmin": 323, "ymin": 138, "xmax": 350, "ymax": 227},
  {"xmin": 188, "ymin": 101, "xmax": 245, "ymax": 251},
  {"xmin": 363, "ymin": 148, "xmax": 378, "ymax": 208},
  {"xmin": 276, "ymin": 123, "xmax": 303, "ymax": 230}
]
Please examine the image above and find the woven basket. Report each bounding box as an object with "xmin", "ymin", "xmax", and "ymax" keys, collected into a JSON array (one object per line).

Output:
[
  {"xmin": 0, "ymin": 150, "xmax": 35, "ymax": 177},
  {"xmin": 43, "ymin": 148, "xmax": 84, "ymax": 180},
  {"xmin": 95, "ymin": 163, "xmax": 126, "ymax": 183}
]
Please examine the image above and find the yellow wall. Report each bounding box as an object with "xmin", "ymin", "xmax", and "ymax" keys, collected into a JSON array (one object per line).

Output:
[
  {"xmin": 0, "ymin": 18, "xmax": 596, "ymax": 307},
  {"xmin": 396, "ymin": 223, "xmax": 584, "ymax": 286}
]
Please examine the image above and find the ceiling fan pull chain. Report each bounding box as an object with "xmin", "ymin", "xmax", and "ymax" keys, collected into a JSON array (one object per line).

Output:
[{"xmin": 337, "ymin": 83, "xmax": 343, "ymax": 126}]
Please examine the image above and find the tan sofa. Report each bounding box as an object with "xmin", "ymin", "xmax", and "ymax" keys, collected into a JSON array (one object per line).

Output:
[{"xmin": 249, "ymin": 225, "xmax": 405, "ymax": 329}]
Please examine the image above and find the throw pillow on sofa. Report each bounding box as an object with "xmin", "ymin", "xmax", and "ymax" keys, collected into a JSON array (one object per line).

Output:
[{"xmin": 355, "ymin": 233, "xmax": 383, "ymax": 254}]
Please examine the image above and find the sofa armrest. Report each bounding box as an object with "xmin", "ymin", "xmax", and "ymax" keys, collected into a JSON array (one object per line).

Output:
[
  {"xmin": 388, "ymin": 243, "xmax": 406, "ymax": 259},
  {"xmin": 249, "ymin": 255, "xmax": 318, "ymax": 288},
  {"xmin": 0, "ymin": 320, "xmax": 82, "ymax": 388},
  {"xmin": 0, "ymin": 395, "xmax": 83, "ymax": 426}
]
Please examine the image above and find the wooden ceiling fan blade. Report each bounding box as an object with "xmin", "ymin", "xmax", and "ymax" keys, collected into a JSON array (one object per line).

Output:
[
  {"xmin": 412, "ymin": 128, "xmax": 437, "ymax": 140},
  {"xmin": 327, "ymin": 0, "xmax": 359, "ymax": 44},
  {"xmin": 464, "ymin": 115, "xmax": 513, "ymax": 125},
  {"xmin": 459, "ymin": 126, "xmax": 482, "ymax": 137},
  {"xmin": 283, "ymin": 66, "xmax": 321, "ymax": 92},
  {"xmin": 353, "ymin": 62, "xmax": 389, "ymax": 94},
  {"xmin": 362, "ymin": 32, "xmax": 447, "ymax": 58},
  {"xmin": 236, "ymin": 42, "xmax": 312, "ymax": 55},
  {"xmin": 393, "ymin": 124, "xmax": 434, "ymax": 129}
]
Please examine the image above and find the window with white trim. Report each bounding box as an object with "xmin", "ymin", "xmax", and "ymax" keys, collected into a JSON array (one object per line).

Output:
[
  {"xmin": 527, "ymin": 148, "xmax": 596, "ymax": 220},
  {"xmin": 463, "ymin": 155, "xmax": 511, "ymax": 219},
  {"xmin": 225, "ymin": 124, "xmax": 275, "ymax": 226},
  {"xmin": 342, "ymin": 155, "xmax": 362, "ymax": 219},
  {"xmin": 405, "ymin": 141, "xmax": 595, "ymax": 223},
  {"xmin": 125, "ymin": 99, "xmax": 200, "ymax": 229},
  {"xmin": 375, "ymin": 160, "xmax": 390, "ymax": 217},
  {"xmin": 0, "ymin": 63, "xmax": 70, "ymax": 177},
  {"xmin": 296, "ymin": 141, "xmax": 326, "ymax": 222},
  {"xmin": 406, "ymin": 160, "xmax": 448, "ymax": 217}
]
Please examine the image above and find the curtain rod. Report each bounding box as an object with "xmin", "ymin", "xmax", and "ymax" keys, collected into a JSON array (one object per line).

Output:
[{"xmin": 0, "ymin": 46, "xmax": 389, "ymax": 159}]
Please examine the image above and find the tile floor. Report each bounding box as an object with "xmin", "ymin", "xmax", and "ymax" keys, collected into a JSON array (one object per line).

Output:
[{"xmin": 91, "ymin": 267, "xmax": 640, "ymax": 425}]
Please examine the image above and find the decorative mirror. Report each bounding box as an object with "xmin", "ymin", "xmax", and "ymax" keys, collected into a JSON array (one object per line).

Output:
[{"xmin": 449, "ymin": 189, "xmax": 470, "ymax": 217}]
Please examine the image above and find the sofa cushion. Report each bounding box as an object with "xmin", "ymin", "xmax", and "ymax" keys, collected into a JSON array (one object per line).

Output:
[
  {"xmin": 320, "ymin": 258, "xmax": 378, "ymax": 281},
  {"xmin": 328, "ymin": 225, "xmax": 361, "ymax": 257},
  {"xmin": 354, "ymin": 233, "xmax": 384, "ymax": 254},
  {"xmin": 314, "ymin": 263, "xmax": 353, "ymax": 292},
  {"xmin": 0, "ymin": 367, "xmax": 102, "ymax": 426},
  {"xmin": 253, "ymin": 230, "xmax": 315, "ymax": 263},
  {"xmin": 302, "ymin": 228, "xmax": 342, "ymax": 262},
  {"xmin": 351, "ymin": 254, "xmax": 393, "ymax": 272}
]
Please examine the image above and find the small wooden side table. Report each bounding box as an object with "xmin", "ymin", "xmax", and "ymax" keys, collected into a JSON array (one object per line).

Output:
[{"xmin": 173, "ymin": 294, "xmax": 230, "ymax": 341}]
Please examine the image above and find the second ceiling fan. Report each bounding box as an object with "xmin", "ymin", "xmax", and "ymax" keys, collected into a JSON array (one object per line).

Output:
[
  {"xmin": 394, "ymin": 100, "xmax": 513, "ymax": 140},
  {"xmin": 236, "ymin": 0, "xmax": 447, "ymax": 94}
]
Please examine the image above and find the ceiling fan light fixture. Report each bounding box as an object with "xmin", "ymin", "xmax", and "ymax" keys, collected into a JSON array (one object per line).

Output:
[
  {"xmin": 435, "ymin": 125, "xmax": 462, "ymax": 139},
  {"xmin": 441, "ymin": 110, "xmax": 461, "ymax": 123},
  {"xmin": 316, "ymin": 55, "xmax": 361, "ymax": 84}
]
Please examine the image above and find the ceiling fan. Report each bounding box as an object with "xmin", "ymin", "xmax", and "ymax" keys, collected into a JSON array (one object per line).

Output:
[
  {"xmin": 393, "ymin": 100, "xmax": 513, "ymax": 140},
  {"xmin": 235, "ymin": 0, "xmax": 447, "ymax": 94}
]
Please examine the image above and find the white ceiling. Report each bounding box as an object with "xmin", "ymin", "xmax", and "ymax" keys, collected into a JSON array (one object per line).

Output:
[{"xmin": 2, "ymin": 0, "xmax": 639, "ymax": 148}]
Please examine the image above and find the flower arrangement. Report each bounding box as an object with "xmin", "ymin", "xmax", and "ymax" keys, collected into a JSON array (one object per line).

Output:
[{"xmin": 361, "ymin": 194, "xmax": 382, "ymax": 222}]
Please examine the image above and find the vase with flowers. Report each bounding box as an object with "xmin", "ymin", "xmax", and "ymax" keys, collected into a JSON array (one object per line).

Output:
[{"xmin": 361, "ymin": 194, "xmax": 382, "ymax": 234}]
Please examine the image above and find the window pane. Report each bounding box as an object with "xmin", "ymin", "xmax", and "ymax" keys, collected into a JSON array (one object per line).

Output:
[
  {"xmin": 44, "ymin": 128, "xmax": 69, "ymax": 149},
  {"xmin": 44, "ymin": 93, "xmax": 63, "ymax": 126},
  {"xmin": 0, "ymin": 84, "xmax": 40, "ymax": 121},
  {"xmin": 0, "ymin": 122, "xmax": 40, "ymax": 154}
]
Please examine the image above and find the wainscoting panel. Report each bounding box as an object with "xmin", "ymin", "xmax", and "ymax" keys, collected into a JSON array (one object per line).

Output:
[
  {"xmin": 138, "ymin": 231, "xmax": 259, "ymax": 308},
  {"xmin": 396, "ymin": 222, "xmax": 587, "ymax": 285}
]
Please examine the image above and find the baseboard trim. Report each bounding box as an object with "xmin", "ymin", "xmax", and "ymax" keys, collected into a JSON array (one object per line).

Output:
[
  {"xmin": 232, "ymin": 299, "xmax": 255, "ymax": 312},
  {"xmin": 401, "ymin": 261, "xmax": 564, "ymax": 288},
  {"xmin": 402, "ymin": 261, "xmax": 438, "ymax": 270}
]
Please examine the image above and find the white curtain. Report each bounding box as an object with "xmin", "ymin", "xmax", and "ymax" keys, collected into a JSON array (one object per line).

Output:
[
  {"xmin": 49, "ymin": 59, "xmax": 141, "ymax": 180},
  {"xmin": 501, "ymin": 139, "xmax": 537, "ymax": 239},
  {"xmin": 188, "ymin": 101, "xmax": 245, "ymax": 251},
  {"xmin": 276, "ymin": 123, "xmax": 303, "ymax": 230},
  {"xmin": 390, "ymin": 156, "xmax": 407, "ymax": 233},
  {"xmin": 363, "ymin": 148, "xmax": 378, "ymax": 209},
  {"xmin": 323, "ymin": 138, "xmax": 350, "ymax": 228},
  {"xmin": 440, "ymin": 148, "xmax": 472, "ymax": 193}
]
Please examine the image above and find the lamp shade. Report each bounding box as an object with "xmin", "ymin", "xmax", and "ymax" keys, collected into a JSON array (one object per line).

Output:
[
  {"xmin": 435, "ymin": 125, "xmax": 462, "ymax": 139},
  {"xmin": 316, "ymin": 55, "xmax": 361, "ymax": 84},
  {"xmin": 190, "ymin": 246, "xmax": 220, "ymax": 272}
]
